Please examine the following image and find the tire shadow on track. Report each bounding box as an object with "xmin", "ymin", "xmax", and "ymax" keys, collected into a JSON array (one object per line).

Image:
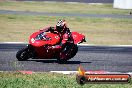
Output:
[{"xmin": 24, "ymin": 59, "xmax": 91, "ymax": 64}]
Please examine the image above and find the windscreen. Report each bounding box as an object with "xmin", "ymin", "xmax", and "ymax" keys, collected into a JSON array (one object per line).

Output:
[{"xmin": 34, "ymin": 32, "xmax": 51, "ymax": 41}]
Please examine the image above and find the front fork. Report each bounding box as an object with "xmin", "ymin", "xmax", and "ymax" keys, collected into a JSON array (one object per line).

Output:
[{"xmin": 27, "ymin": 44, "xmax": 37, "ymax": 59}]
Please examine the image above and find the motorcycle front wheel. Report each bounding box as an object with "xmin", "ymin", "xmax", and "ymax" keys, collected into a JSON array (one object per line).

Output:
[{"xmin": 16, "ymin": 47, "xmax": 30, "ymax": 61}]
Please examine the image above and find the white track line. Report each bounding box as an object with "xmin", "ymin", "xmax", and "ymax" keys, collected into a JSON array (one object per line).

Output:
[
  {"xmin": 1, "ymin": 42, "xmax": 27, "ymax": 44},
  {"xmin": 50, "ymin": 71, "xmax": 132, "ymax": 75},
  {"xmin": 50, "ymin": 71, "xmax": 78, "ymax": 75},
  {"xmin": 1, "ymin": 42, "xmax": 132, "ymax": 47},
  {"xmin": 0, "ymin": 70, "xmax": 132, "ymax": 75}
]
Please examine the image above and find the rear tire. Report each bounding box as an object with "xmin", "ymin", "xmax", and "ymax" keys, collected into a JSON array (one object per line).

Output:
[
  {"xmin": 16, "ymin": 47, "xmax": 30, "ymax": 61},
  {"xmin": 57, "ymin": 44, "xmax": 78, "ymax": 64},
  {"xmin": 70, "ymin": 45, "xmax": 78, "ymax": 58}
]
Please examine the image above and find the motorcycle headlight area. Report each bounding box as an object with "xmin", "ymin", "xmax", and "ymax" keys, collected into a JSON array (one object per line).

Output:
[{"xmin": 31, "ymin": 38, "xmax": 35, "ymax": 43}]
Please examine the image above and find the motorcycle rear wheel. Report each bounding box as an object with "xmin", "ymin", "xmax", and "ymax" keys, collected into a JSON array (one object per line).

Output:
[
  {"xmin": 58, "ymin": 44, "xmax": 78, "ymax": 64},
  {"xmin": 16, "ymin": 47, "xmax": 30, "ymax": 61},
  {"xmin": 70, "ymin": 45, "xmax": 78, "ymax": 58}
]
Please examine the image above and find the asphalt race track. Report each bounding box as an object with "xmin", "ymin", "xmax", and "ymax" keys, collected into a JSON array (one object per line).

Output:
[
  {"xmin": 16, "ymin": 0, "xmax": 114, "ymax": 3},
  {"xmin": 0, "ymin": 43, "xmax": 132, "ymax": 72},
  {"xmin": 0, "ymin": 10, "xmax": 132, "ymax": 19}
]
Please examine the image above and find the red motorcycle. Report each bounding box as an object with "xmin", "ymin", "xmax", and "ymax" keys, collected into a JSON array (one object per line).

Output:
[{"xmin": 16, "ymin": 29, "xmax": 86, "ymax": 63}]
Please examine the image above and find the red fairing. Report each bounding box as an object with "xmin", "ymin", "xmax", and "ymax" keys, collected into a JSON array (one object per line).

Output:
[
  {"xmin": 29, "ymin": 31, "xmax": 60, "ymax": 47},
  {"xmin": 71, "ymin": 32, "xmax": 86, "ymax": 44},
  {"xmin": 29, "ymin": 31, "xmax": 61, "ymax": 58}
]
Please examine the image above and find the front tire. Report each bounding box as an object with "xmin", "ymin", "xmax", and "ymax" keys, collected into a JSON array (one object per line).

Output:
[{"xmin": 16, "ymin": 47, "xmax": 30, "ymax": 61}]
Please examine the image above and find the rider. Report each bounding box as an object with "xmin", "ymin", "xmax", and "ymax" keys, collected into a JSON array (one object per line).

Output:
[{"xmin": 40, "ymin": 19, "xmax": 72, "ymax": 50}]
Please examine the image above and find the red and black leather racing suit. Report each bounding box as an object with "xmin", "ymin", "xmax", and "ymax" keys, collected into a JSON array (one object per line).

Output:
[{"xmin": 40, "ymin": 26, "xmax": 73, "ymax": 50}]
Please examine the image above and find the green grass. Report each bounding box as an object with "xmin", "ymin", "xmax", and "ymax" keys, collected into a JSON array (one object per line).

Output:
[
  {"xmin": 0, "ymin": 14, "xmax": 132, "ymax": 45},
  {"xmin": 0, "ymin": 72, "xmax": 132, "ymax": 88},
  {"xmin": 0, "ymin": 1, "xmax": 131, "ymax": 15},
  {"xmin": 0, "ymin": 1, "xmax": 132, "ymax": 45}
]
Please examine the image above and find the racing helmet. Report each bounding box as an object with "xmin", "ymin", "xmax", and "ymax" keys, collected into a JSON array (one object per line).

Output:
[{"xmin": 56, "ymin": 20, "xmax": 67, "ymax": 32}]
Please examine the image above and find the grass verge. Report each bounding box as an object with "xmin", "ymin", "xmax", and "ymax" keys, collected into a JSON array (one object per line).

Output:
[
  {"xmin": 0, "ymin": 14, "xmax": 132, "ymax": 45},
  {"xmin": 0, "ymin": 1, "xmax": 131, "ymax": 15},
  {"xmin": 0, "ymin": 72, "xmax": 132, "ymax": 88}
]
